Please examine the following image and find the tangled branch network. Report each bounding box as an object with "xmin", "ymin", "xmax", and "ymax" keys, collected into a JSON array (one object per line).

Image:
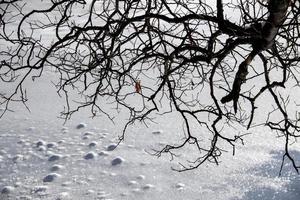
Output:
[{"xmin": 1, "ymin": 0, "xmax": 300, "ymax": 173}]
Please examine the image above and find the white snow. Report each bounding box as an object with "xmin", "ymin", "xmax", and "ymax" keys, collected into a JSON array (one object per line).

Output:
[
  {"xmin": 0, "ymin": 150, "xmax": 7, "ymax": 155},
  {"xmin": 57, "ymin": 192, "xmax": 71, "ymax": 199},
  {"xmin": 128, "ymin": 180, "xmax": 138, "ymax": 186},
  {"xmin": 38, "ymin": 146, "xmax": 46, "ymax": 151}
]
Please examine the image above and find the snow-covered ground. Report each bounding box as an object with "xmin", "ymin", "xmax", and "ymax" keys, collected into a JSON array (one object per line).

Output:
[{"xmin": 1, "ymin": 71, "xmax": 300, "ymax": 200}]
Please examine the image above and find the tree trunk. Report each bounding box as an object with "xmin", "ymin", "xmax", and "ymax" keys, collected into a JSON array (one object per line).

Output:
[
  {"xmin": 260, "ymin": 0, "xmax": 290, "ymax": 49},
  {"xmin": 221, "ymin": 0, "xmax": 290, "ymax": 110}
]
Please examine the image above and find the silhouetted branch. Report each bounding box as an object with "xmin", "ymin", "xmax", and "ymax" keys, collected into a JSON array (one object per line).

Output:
[{"xmin": 1, "ymin": 0, "xmax": 300, "ymax": 173}]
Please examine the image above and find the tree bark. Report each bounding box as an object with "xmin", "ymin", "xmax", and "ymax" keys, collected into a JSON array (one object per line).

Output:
[
  {"xmin": 260, "ymin": 0, "xmax": 290, "ymax": 49},
  {"xmin": 221, "ymin": 0, "xmax": 290, "ymax": 111}
]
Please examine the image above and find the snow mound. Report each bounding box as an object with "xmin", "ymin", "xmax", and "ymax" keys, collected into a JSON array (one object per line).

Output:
[
  {"xmin": 98, "ymin": 151, "xmax": 110, "ymax": 156},
  {"xmin": 36, "ymin": 140, "xmax": 46, "ymax": 147},
  {"xmin": 12, "ymin": 154, "xmax": 24, "ymax": 162},
  {"xmin": 47, "ymin": 142, "xmax": 57, "ymax": 148},
  {"xmin": 111, "ymin": 157, "xmax": 124, "ymax": 166},
  {"xmin": 84, "ymin": 152, "xmax": 97, "ymax": 160},
  {"xmin": 43, "ymin": 173, "xmax": 61, "ymax": 182},
  {"xmin": 175, "ymin": 183, "xmax": 185, "ymax": 189},
  {"xmin": 48, "ymin": 154, "xmax": 62, "ymax": 162},
  {"xmin": 152, "ymin": 130, "xmax": 163, "ymax": 135},
  {"xmin": 136, "ymin": 175, "xmax": 145, "ymax": 180},
  {"xmin": 76, "ymin": 123, "xmax": 87, "ymax": 129},
  {"xmin": 32, "ymin": 186, "xmax": 48, "ymax": 193},
  {"xmin": 88, "ymin": 141, "xmax": 97, "ymax": 148},
  {"xmin": 26, "ymin": 127, "xmax": 36, "ymax": 131},
  {"xmin": 61, "ymin": 181, "xmax": 72, "ymax": 187},
  {"xmin": 50, "ymin": 164, "xmax": 65, "ymax": 172},
  {"xmin": 142, "ymin": 184, "xmax": 155, "ymax": 190},
  {"xmin": 83, "ymin": 131, "xmax": 94, "ymax": 136},
  {"xmin": 0, "ymin": 150, "xmax": 7, "ymax": 155},
  {"xmin": 1, "ymin": 186, "xmax": 15, "ymax": 194},
  {"xmin": 38, "ymin": 146, "xmax": 46, "ymax": 151},
  {"xmin": 56, "ymin": 192, "xmax": 71, "ymax": 200},
  {"xmin": 107, "ymin": 143, "xmax": 118, "ymax": 151},
  {"xmin": 128, "ymin": 180, "xmax": 138, "ymax": 186}
]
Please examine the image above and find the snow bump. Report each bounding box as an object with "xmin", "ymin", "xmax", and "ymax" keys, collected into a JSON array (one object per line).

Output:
[
  {"xmin": 111, "ymin": 157, "xmax": 124, "ymax": 166},
  {"xmin": 1, "ymin": 186, "xmax": 15, "ymax": 194},
  {"xmin": 43, "ymin": 173, "xmax": 61, "ymax": 182},
  {"xmin": 84, "ymin": 152, "xmax": 97, "ymax": 160}
]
